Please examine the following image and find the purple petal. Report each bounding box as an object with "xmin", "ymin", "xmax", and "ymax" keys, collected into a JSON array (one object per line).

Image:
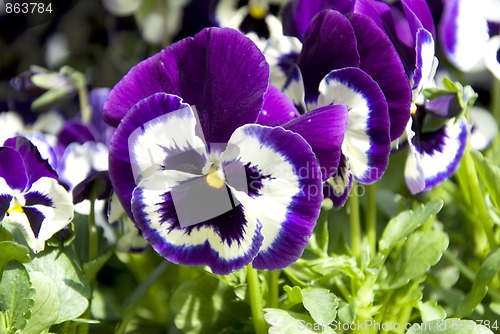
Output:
[
  {"xmin": 283, "ymin": 105, "xmax": 348, "ymax": 181},
  {"xmin": 22, "ymin": 207, "xmax": 45, "ymax": 238},
  {"xmin": 348, "ymin": 13, "xmax": 412, "ymax": 140},
  {"xmin": 353, "ymin": 0, "xmax": 416, "ymax": 74},
  {"xmin": 323, "ymin": 154, "xmax": 353, "ymax": 209},
  {"xmin": 58, "ymin": 120, "xmax": 97, "ymax": 148},
  {"xmin": 4, "ymin": 136, "xmax": 58, "ymax": 187},
  {"xmin": 0, "ymin": 193, "xmax": 12, "ymax": 221},
  {"xmin": 282, "ymin": 0, "xmax": 355, "ymax": 40},
  {"xmin": 224, "ymin": 124, "xmax": 323, "ymax": 271},
  {"xmin": 109, "ymin": 93, "xmax": 201, "ymax": 220},
  {"xmin": 424, "ymin": 93, "xmax": 461, "ymax": 118},
  {"xmin": 24, "ymin": 191, "xmax": 54, "ymax": 207},
  {"xmin": 401, "ymin": 0, "xmax": 436, "ymax": 39},
  {"xmin": 0, "ymin": 147, "xmax": 28, "ymax": 191},
  {"xmin": 73, "ymin": 171, "xmax": 112, "ymax": 204},
  {"xmin": 411, "ymin": 117, "xmax": 468, "ymax": 193},
  {"xmin": 257, "ymin": 85, "xmax": 300, "ymax": 127},
  {"xmin": 297, "ymin": 10, "xmax": 360, "ymax": 106},
  {"xmin": 318, "ymin": 67, "xmax": 390, "ymax": 183},
  {"xmin": 132, "ymin": 185, "xmax": 263, "ymax": 275},
  {"xmin": 104, "ymin": 27, "xmax": 269, "ymax": 144}
]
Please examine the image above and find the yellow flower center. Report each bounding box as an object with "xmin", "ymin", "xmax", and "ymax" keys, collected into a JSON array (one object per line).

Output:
[
  {"xmin": 411, "ymin": 102, "xmax": 417, "ymax": 115},
  {"xmin": 7, "ymin": 198, "xmax": 24, "ymax": 215},
  {"xmin": 249, "ymin": 6, "xmax": 267, "ymax": 19},
  {"xmin": 206, "ymin": 170, "xmax": 225, "ymax": 189}
]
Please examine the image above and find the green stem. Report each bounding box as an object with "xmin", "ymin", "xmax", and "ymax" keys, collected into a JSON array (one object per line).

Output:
[
  {"xmin": 397, "ymin": 306, "xmax": 413, "ymax": 334},
  {"xmin": 268, "ymin": 270, "xmax": 280, "ymax": 309},
  {"xmin": 88, "ymin": 193, "xmax": 98, "ymax": 262},
  {"xmin": 443, "ymin": 250, "xmax": 475, "ymax": 281},
  {"xmin": 247, "ymin": 264, "xmax": 267, "ymax": 334},
  {"xmin": 349, "ymin": 181, "xmax": 361, "ymax": 262},
  {"xmin": 443, "ymin": 250, "xmax": 500, "ymax": 301},
  {"xmin": 492, "ymin": 76, "xmax": 500, "ymax": 125},
  {"xmin": 462, "ymin": 146, "xmax": 496, "ymax": 250},
  {"xmin": 366, "ymin": 183, "xmax": 377, "ymax": 256}
]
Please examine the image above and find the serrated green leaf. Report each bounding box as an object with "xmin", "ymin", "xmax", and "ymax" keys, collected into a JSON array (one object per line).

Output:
[
  {"xmin": 24, "ymin": 248, "xmax": 90, "ymax": 324},
  {"xmin": 170, "ymin": 275, "xmax": 249, "ymax": 333},
  {"xmin": 22, "ymin": 272, "xmax": 60, "ymax": 334},
  {"xmin": 471, "ymin": 151, "xmax": 500, "ymax": 211},
  {"xmin": 0, "ymin": 262, "xmax": 34, "ymax": 331},
  {"xmin": 0, "ymin": 241, "xmax": 30, "ymax": 280},
  {"xmin": 406, "ymin": 318, "xmax": 494, "ymax": 333},
  {"xmin": 379, "ymin": 200, "xmax": 443, "ymax": 253},
  {"xmin": 263, "ymin": 308, "xmax": 336, "ymax": 333},
  {"xmin": 387, "ymin": 230, "xmax": 449, "ymax": 289},
  {"xmin": 283, "ymin": 285, "xmax": 302, "ymax": 307},
  {"xmin": 418, "ymin": 300, "xmax": 446, "ymax": 322},
  {"xmin": 457, "ymin": 247, "xmax": 500, "ymax": 317},
  {"xmin": 302, "ymin": 288, "xmax": 338, "ymax": 324}
]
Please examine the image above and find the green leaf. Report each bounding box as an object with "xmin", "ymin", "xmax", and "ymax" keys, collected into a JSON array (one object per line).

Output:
[
  {"xmin": 0, "ymin": 226, "xmax": 13, "ymax": 242},
  {"xmin": 263, "ymin": 308, "xmax": 336, "ymax": 333},
  {"xmin": 418, "ymin": 300, "xmax": 446, "ymax": 323},
  {"xmin": 406, "ymin": 318, "xmax": 494, "ymax": 333},
  {"xmin": 302, "ymin": 288, "xmax": 339, "ymax": 325},
  {"xmin": 0, "ymin": 262, "xmax": 34, "ymax": 331},
  {"xmin": 422, "ymin": 88, "xmax": 450, "ymax": 100},
  {"xmin": 283, "ymin": 285, "xmax": 303, "ymax": 308},
  {"xmin": 0, "ymin": 241, "xmax": 30, "ymax": 280},
  {"xmin": 83, "ymin": 252, "xmax": 112, "ymax": 283},
  {"xmin": 24, "ymin": 248, "xmax": 90, "ymax": 324},
  {"xmin": 379, "ymin": 200, "xmax": 443, "ymax": 253},
  {"xmin": 31, "ymin": 87, "xmax": 72, "ymax": 110},
  {"xmin": 22, "ymin": 272, "xmax": 60, "ymax": 334},
  {"xmin": 170, "ymin": 275, "xmax": 249, "ymax": 333},
  {"xmin": 387, "ymin": 230, "xmax": 449, "ymax": 289},
  {"xmin": 337, "ymin": 302, "xmax": 355, "ymax": 324},
  {"xmin": 471, "ymin": 151, "xmax": 500, "ymax": 211},
  {"xmin": 456, "ymin": 247, "xmax": 500, "ymax": 317}
]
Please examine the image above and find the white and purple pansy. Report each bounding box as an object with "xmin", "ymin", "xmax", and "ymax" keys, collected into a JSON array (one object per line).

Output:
[
  {"xmin": 404, "ymin": 107, "xmax": 468, "ymax": 194},
  {"xmin": 103, "ymin": 28, "xmax": 346, "ymax": 275},
  {"xmin": 438, "ymin": 0, "xmax": 500, "ymax": 73},
  {"xmin": 355, "ymin": 0, "xmax": 467, "ymax": 194},
  {"xmin": 0, "ymin": 136, "xmax": 74, "ymax": 253},
  {"xmin": 265, "ymin": 6, "xmax": 411, "ymax": 208}
]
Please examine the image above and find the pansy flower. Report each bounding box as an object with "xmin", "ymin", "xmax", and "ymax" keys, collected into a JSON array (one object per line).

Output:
[
  {"xmin": 103, "ymin": 27, "xmax": 346, "ymax": 274},
  {"xmin": 265, "ymin": 4, "xmax": 411, "ymax": 207},
  {"xmin": 356, "ymin": 0, "xmax": 470, "ymax": 194},
  {"xmin": 0, "ymin": 136, "xmax": 74, "ymax": 253},
  {"xmin": 215, "ymin": 0, "xmax": 284, "ymax": 49},
  {"xmin": 438, "ymin": 0, "xmax": 500, "ymax": 76}
]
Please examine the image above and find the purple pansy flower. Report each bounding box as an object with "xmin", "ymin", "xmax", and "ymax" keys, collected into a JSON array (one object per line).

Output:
[
  {"xmin": 103, "ymin": 27, "xmax": 345, "ymax": 274},
  {"xmin": 0, "ymin": 136, "xmax": 74, "ymax": 253},
  {"xmin": 265, "ymin": 4, "xmax": 411, "ymax": 207},
  {"xmin": 354, "ymin": 0, "xmax": 469, "ymax": 194}
]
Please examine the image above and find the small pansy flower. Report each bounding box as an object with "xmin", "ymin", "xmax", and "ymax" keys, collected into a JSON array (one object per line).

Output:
[
  {"xmin": 438, "ymin": 0, "xmax": 500, "ymax": 76},
  {"xmin": 265, "ymin": 4, "xmax": 412, "ymax": 207},
  {"xmin": 0, "ymin": 136, "xmax": 74, "ymax": 253},
  {"xmin": 357, "ymin": 0, "xmax": 470, "ymax": 194},
  {"xmin": 103, "ymin": 28, "xmax": 345, "ymax": 274}
]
